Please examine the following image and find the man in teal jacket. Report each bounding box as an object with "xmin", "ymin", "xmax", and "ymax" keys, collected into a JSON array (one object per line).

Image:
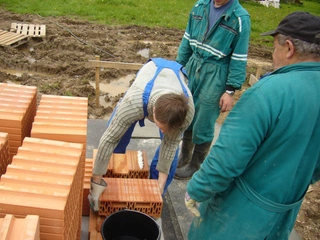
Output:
[
  {"xmin": 185, "ymin": 12, "xmax": 320, "ymax": 239},
  {"xmin": 175, "ymin": 0, "xmax": 251, "ymax": 179}
]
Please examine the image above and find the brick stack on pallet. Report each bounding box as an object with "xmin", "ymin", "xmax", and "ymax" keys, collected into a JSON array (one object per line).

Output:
[
  {"xmin": 0, "ymin": 214, "xmax": 40, "ymax": 240},
  {"xmin": 88, "ymin": 149, "xmax": 163, "ymax": 239},
  {"xmin": 0, "ymin": 137, "xmax": 84, "ymax": 239},
  {"xmin": 0, "ymin": 83, "xmax": 89, "ymax": 239},
  {"xmin": 31, "ymin": 94, "xmax": 88, "ymax": 165},
  {"xmin": 0, "ymin": 83, "xmax": 37, "ymax": 161}
]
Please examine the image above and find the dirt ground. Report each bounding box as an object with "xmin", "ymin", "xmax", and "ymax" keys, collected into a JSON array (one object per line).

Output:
[{"xmin": 0, "ymin": 8, "xmax": 319, "ymax": 239}]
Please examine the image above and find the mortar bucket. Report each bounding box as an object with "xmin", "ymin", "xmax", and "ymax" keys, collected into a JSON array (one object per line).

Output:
[{"xmin": 101, "ymin": 209, "xmax": 161, "ymax": 240}]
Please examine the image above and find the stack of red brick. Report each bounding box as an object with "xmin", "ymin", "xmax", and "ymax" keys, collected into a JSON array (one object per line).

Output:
[
  {"xmin": 0, "ymin": 82, "xmax": 163, "ymax": 240},
  {"xmin": 0, "ymin": 83, "xmax": 37, "ymax": 162},
  {"xmin": 87, "ymin": 149, "xmax": 163, "ymax": 239},
  {"xmin": 0, "ymin": 83, "xmax": 88, "ymax": 240}
]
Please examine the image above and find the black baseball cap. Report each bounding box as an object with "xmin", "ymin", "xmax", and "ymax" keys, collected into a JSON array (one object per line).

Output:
[{"xmin": 260, "ymin": 11, "xmax": 320, "ymax": 45}]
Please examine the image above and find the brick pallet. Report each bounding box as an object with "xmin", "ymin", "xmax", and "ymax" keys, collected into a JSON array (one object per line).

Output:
[
  {"xmin": 0, "ymin": 30, "xmax": 29, "ymax": 47},
  {"xmin": 10, "ymin": 23, "xmax": 46, "ymax": 38}
]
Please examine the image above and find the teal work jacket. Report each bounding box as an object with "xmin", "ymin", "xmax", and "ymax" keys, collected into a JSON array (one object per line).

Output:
[
  {"xmin": 176, "ymin": 0, "xmax": 251, "ymax": 90},
  {"xmin": 187, "ymin": 62, "xmax": 320, "ymax": 239},
  {"xmin": 176, "ymin": 0, "xmax": 251, "ymax": 144}
]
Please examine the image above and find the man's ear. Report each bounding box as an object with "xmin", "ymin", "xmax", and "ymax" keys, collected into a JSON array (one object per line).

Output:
[{"xmin": 286, "ymin": 40, "xmax": 295, "ymax": 59}]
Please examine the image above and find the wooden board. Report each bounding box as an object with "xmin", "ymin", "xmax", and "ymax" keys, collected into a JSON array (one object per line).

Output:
[
  {"xmin": 10, "ymin": 23, "xmax": 46, "ymax": 37},
  {"xmin": 88, "ymin": 60, "xmax": 143, "ymax": 70},
  {"xmin": 0, "ymin": 30, "xmax": 29, "ymax": 47}
]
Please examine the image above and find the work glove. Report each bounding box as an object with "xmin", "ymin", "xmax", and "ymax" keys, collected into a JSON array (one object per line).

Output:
[
  {"xmin": 185, "ymin": 191, "xmax": 200, "ymax": 217},
  {"xmin": 88, "ymin": 178, "xmax": 107, "ymax": 212}
]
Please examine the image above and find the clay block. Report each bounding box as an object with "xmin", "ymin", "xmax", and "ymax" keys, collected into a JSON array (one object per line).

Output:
[
  {"xmin": 89, "ymin": 209, "xmax": 104, "ymax": 237},
  {"xmin": 93, "ymin": 149, "xmax": 149, "ymax": 179},
  {"xmin": 0, "ymin": 214, "xmax": 40, "ymax": 240},
  {"xmin": 0, "ymin": 132, "xmax": 9, "ymax": 176},
  {"xmin": 99, "ymin": 178, "xmax": 163, "ymax": 218},
  {"xmin": 0, "ymin": 83, "xmax": 37, "ymax": 162},
  {"xmin": 83, "ymin": 158, "xmax": 93, "ymax": 216},
  {"xmin": 0, "ymin": 137, "xmax": 84, "ymax": 239}
]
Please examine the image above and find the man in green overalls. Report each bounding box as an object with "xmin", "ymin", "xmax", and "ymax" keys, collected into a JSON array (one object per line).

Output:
[{"xmin": 175, "ymin": 0, "xmax": 251, "ymax": 179}]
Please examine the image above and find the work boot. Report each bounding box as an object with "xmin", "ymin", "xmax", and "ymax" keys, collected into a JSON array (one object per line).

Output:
[
  {"xmin": 177, "ymin": 131, "xmax": 194, "ymax": 169},
  {"xmin": 174, "ymin": 142, "xmax": 211, "ymax": 180}
]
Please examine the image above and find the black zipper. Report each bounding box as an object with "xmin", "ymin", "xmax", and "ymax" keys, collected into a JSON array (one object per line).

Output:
[{"xmin": 220, "ymin": 23, "xmax": 237, "ymax": 34}]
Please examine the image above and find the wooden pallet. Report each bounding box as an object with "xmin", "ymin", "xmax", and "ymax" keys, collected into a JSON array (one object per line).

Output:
[
  {"xmin": 0, "ymin": 30, "xmax": 29, "ymax": 47},
  {"xmin": 10, "ymin": 23, "xmax": 46, "ymax": 37}
]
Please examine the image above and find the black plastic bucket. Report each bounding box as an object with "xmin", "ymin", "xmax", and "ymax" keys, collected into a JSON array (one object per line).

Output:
[{"xmin": 101, "ymin": 209, "xmax": 161, "ymax": 240}]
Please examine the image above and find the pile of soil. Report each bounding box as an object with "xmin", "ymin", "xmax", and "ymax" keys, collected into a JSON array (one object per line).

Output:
[{"xmin": 0, "ymin": 8, "xmax": 318, "ymax": 239}]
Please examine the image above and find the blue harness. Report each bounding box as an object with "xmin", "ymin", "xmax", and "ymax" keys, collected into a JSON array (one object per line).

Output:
[{"xmin": 139, "ymin": 57, "xmax": 189, "ymax": 127}]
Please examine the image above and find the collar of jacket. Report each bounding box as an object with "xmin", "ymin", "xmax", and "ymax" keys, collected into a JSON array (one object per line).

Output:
[{"xmin": 195, "ymin": 0, "xmax": 240, "ymax": 21}]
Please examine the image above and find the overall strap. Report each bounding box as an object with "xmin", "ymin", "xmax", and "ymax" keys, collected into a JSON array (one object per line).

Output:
[
  {"xmin": 139, "ymin": 58, "xmax": 189, "ymax": 127},
  {"xmin": 142, "ymin": 58, "xmax": 188, "ymax": 115}
]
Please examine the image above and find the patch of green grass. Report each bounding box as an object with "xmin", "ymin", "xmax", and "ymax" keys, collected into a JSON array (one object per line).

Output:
[
  {"xmin": 243, "ymin": 0, "xmax": 320, "ymax": 45},
  {"xmin": 0, "ymin": 0, "xmax": 319, "ymax": 46}
]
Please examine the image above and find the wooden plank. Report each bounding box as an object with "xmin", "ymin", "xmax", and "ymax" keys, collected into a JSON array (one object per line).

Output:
[
  {"xmin": 40, "ymin": 25, "xmax": 46, "ymax": 37},
  {"xmin": 21, "ymin": 23, "xmax": 29, "ymax": 35},
  {"xmin": 0, "ymin": 30, "xmax": 29, "ymax": 47},
  {"xmin": 88, "ymin": 60, "xmax": 143, "ymax": 70}
]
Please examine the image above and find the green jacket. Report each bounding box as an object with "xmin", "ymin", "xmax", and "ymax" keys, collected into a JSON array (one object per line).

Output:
[
  {"xmin": 176, "ymin": 0, "xmax": 251, "ymax": 144},
  {"xmin": 187, "ymin": 62, "xmax": 320, "ymax": 239},
  {"xmin": 176, "ymin": 0, "xmax": 251, "ymax": 90}
]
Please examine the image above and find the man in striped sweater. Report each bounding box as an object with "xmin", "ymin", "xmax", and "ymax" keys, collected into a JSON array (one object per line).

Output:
[{"xmin": 88, "ymin": 58, "xmax": 195, "ymax": 212}]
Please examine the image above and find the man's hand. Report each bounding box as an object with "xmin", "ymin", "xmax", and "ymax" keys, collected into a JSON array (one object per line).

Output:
[
  {"xmin": 185, "ymin": 192, "xmax": 200, "ymax": 217},
  {"xmin": 219, "ymin": 92, "xmax": 233, "ymax": 113},
  {"xmin": 88, "ymin": 177, "xmax": 107, "ymax": 212}
]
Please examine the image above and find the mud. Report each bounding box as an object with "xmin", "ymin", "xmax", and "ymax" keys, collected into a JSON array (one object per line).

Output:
[{"xmin": 0, "ymin": 8, "xmax": 318, "ymax": 239}]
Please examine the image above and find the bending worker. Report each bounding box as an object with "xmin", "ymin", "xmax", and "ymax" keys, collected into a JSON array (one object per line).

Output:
[
  {"xmin": 185, "ymin": 11, "xmax": 320, "ymax": 239},
  {"xmin": 88, "ymin": 58, "xmax": 195, "ymax": 211}
]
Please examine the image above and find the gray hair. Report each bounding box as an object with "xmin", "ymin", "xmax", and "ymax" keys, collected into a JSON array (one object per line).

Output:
[{"xmin": 277, "ymin": 34, "xmax": 320, "ymax": 60}]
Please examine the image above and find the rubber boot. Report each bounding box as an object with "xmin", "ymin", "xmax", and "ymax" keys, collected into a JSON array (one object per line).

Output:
[
  {"xmin": 174, "ymin": 142, "xmax": 211, "ymax": 180},
  {"xmin": 177, "ymin": 131, "xmax": 194, "ymax": 169}
]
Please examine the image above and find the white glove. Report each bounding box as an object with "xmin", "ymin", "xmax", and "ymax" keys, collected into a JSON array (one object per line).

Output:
[
  {"xmin": 88, "ymin": 178, "xmax": 107, "ymax": 212},
  {"xmin": 185, "ymin": 191, "xmax": 200, "ymax": 217}
]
